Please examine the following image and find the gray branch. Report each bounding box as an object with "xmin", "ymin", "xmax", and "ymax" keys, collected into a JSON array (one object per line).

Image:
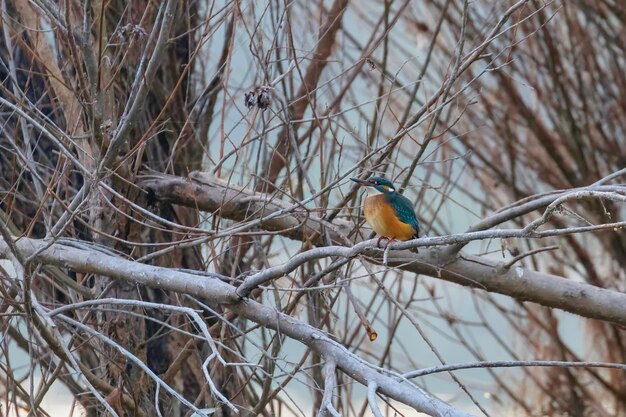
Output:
[
  {"xmin": 0, "ymin": 237, "xmax": 473, "ymax": 417},
  {"xmin": 139, "ymin": 172, "xmax": 626, "ymax": 326}
]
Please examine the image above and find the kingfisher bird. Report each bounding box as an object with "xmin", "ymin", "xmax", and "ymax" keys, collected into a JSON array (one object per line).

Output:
[{"xmin": 351, "ymin": 177, "xmax": 420, "ymax": 250}]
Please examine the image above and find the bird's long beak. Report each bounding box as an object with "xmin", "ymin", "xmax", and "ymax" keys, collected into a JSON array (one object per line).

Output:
[{"xmin": 351, "ymin": 178, "xmax": 370, "ymax": 187}]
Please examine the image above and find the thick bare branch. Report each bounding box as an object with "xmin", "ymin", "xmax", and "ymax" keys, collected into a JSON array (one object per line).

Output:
[
  {"xmin": 139, "ymin": 172, "xmax": 626, "ymax": 326},
  {"xmin": 0, "ymin": 237, "xmax": 473, "ymax": 417},
  {"xmin": 140, "ymin": 172, "xmax": 353, "ymax": 246}
]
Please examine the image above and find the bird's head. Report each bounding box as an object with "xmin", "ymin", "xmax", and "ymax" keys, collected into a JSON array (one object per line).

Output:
[{"xmin": 351, "ymin": 176, "xmax": 396, "ymax": 195}]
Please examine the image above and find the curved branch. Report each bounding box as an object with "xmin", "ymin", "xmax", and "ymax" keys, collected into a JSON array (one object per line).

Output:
[
  {"xmin": 522, "ymin": 190, "xmax": 626, "ymax": 234},
  {"xmin": 140, "ymin": 172, "xmax": 353, "ymax": 246},
  {"xmin": 444, "ymin": 179, "xmax": 626, "ymax": 256},
  {"xmin": 368, "ymin": 382, "xmax": 384, "ymax": 417},
  {"xmin": 404, "ymin": 360, "xmax": 626, "ymax": 379},
  {"xmin": 138, "ymin": 173, "xmax": 626, "ymax": 326},
  {"xmin": 318, "ymin": 359, "xmax": 341, "ymax": 417},
  {"xmin": 0, "ymin": 237, "xmax": 473, "ymax": 417}
]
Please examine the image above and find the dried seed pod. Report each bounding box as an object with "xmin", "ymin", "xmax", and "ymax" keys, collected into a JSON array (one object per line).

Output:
[
  {"xmin": 244, "ymin": 90, "xmax": 257, "ymax": 109},
  {"xmin": 244, "ymin": 86, "xmax": 273, "ymax": 110},
  {"xmin": 256, "ymin": 86, "xmax": 272, "ymax": 110}
]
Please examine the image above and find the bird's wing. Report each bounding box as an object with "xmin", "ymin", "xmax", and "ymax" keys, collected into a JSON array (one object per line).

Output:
[{"xmin": 390, "ymin": 194, "xmax": 420, "ymax": 237}]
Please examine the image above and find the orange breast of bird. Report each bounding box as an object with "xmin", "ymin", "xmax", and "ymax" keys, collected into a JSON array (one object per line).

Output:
[{"xmin": 363, "ymin": 195, "xmax": 416, "ymax": 241}]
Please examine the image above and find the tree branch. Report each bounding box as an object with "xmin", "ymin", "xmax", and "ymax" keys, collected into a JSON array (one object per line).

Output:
[
  {"xmin": 140, "ymin": 172, "xmax": 353, "ymax": 246},
  {"xmin": 261, "ymin": 0, "xmax": 349, "ymax": 190},
  {"xmin": 138, "ymin": 172, "xmax": 626, "ymax": 326},
  {"xmin": 404, "ymin": 360, "xmax": 626, "ymax": 379},
  {"xmin": 0, "ymin": 237, "xmax": 473, "ymax": 417}
]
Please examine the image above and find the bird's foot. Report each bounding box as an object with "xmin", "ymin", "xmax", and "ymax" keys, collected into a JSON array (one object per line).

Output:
[
  {"xmin": 376, "ymin": 236, "xmax": 395, "ymax": 249},
  {"xmin": 382, "ymin": 238, "xmax": 397, "ymax": 266},
  {"xmin": 376, "ymin": 236, "xmax": 397, "ymax": 249},
  {"xmin": 384, "ymin": 237, "xmax": 398, "ymax": 249}
]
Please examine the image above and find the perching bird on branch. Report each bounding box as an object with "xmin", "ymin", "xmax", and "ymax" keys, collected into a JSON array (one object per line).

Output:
[{"xmin": 351, "ymin": 177, "xmax": 420, "ymax": 250}]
